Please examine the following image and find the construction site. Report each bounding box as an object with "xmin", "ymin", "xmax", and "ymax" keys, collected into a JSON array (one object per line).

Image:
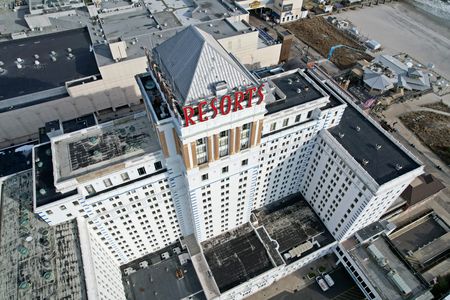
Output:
[
  {"xmin": 399, "ymin": 111, "xmax": 450, "ymax": 165},
  {"xmin": 283, "ymin": 17, "xmax": 372, "ymax": 70}
]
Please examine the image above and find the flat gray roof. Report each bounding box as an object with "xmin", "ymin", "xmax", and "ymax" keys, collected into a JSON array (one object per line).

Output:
[
  {"xmin": 349, "ymin": 236, "xmax": 430, "ymax": 300},
  {"xmin": 122, "ymin": 242, "xmax": 205, "ymax": 300}
]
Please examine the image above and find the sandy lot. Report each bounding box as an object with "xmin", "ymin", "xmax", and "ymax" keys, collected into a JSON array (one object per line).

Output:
[{"xmin": 336, "ymin": 2, "xmax": 450, "ymax": 79}]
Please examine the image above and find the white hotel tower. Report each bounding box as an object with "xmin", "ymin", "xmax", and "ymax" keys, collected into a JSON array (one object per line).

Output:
[{"xmin": 32, "ymin": 26, "xmax": 423, "ymax": 299}]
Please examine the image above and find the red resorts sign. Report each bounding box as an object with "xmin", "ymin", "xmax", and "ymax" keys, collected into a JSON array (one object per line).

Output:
[{"xmin": 182, "ymin": 84, "xmax": 265, "ymax": 127}]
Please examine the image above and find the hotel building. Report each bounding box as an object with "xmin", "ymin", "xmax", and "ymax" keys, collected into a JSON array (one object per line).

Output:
[{"xmin": 5, "ymin": 24, "xmax": 423, "ymax": 299}]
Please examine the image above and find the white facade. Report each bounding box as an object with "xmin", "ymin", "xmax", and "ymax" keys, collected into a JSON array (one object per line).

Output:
[{"xmin": 29, "ymin": 26, "xmax": 423, "ymax": 300}]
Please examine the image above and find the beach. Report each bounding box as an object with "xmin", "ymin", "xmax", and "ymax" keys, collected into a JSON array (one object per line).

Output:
[{"xmin": 335, "ymin": 1, "xmax": 450, "ymax": 79}]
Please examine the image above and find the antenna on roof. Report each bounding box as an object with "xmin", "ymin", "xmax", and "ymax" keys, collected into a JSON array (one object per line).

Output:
[
  {"xmin": 395, "ymin": 164, "xmax": 403, "ymax": 171},
  {"xmin": 362, "ymin": 159, "xmax": 369, "ymax": 166},
  {"xmin": 375, "ymin": 144, "xmax": 382, "ymax": 150}
]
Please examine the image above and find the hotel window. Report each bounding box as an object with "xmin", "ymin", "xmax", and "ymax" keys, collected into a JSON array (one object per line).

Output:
[
  {"xmin": 282, "ymin": 118, "xmax": 289, "ymax": 127},
  {"xmin": 222, "ymin": 166, "xmax": 229, "ymax": 173},
  {"xmin": 240, "ymin": 123, "xmax": 251, "ymax": 150},
  {"xmin": 295, "ymin": 114, "xmax": 301, "ymax": 122},
  {"xmin": 202, "ymin": 174, "xmax": 209, "ymax": 181},
  {"xmin": 137, "ymin": 167, "xmax": 146, "ymax": 175},
  {"xmin": 85, "ymin": 185, "xmax": 96, "ymax": 195},
  {"xmin": 196, "ymin": 138, "xmax": 208, "ymax": 165},
  {"xmin": 218, "ymin": 130, "xmax": 229, "ymax": 157},
  {"xmin": 307, "ymin": 110, "xmax": 313, "ymax": 119},
  {"xmin": 154, "ymin": 161, "xmax": 163, "ymax": 170},
  {"xmin": 270, "ymin": 123, "xmax": 276, "ymax": 131},
  {"xmin": 121, "ymin": 172, "xmax": 130, "ymax": 181},
  {"xmin": 103, "ymin": 178, "xmax": 112, "ymax": 187}
]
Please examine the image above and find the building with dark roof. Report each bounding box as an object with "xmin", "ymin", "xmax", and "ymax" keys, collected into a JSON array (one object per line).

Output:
[{"xmin": 0, "ymin": 28, "xmax": 99, "ymax": 109}]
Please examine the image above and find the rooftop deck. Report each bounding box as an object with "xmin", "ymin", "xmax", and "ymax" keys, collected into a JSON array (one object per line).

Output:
[
  {"xmin": 202, "ymin": 224, "xmax": 275, "ymax": 293},
  {"xmin": 253, "ymin": 194, "xmax": 335, "ymax": 263},
  {"xmin": 53, "ymin": 113, "xmax": 161, "ymax": 181}
]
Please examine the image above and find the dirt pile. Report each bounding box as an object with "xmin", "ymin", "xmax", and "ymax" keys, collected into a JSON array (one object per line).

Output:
[
  {"xmin": 400, "ymin": 111, "xmax": 450, "ymax": 165},
  {"xmin": 284, "ymin": 17, "xmax": 372, "ymax": 69}
]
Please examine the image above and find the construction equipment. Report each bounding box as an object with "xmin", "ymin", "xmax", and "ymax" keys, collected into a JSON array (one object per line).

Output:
[{"xmin": 307, "ymin": 44, "xmax": 367, "ymax": 69}]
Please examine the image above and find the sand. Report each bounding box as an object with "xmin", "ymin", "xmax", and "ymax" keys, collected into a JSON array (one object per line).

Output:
[{"xmin": 336, "ymin": 2, "xmax": 450, "ymax": 79}]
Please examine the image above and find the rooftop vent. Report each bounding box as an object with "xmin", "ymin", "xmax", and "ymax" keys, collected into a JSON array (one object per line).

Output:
[
  {"xmin": 51, "ymin": 56, "xmax": 57, "ymax": 62},
  {"xmin": 375, "ymin": 144, "xmax": 382, "ymax": 150},
  {"xmin": 209, "ymin": 23, "xmax": 213, "ymax": 27},
  {"xmin": 67, "ymin": 47, "xmax": 72, "ymax": 52},
  {"xmin": 50, "ymin": 50, "xmax": 56, "ymax": 56},
  {"xmin": 338, "ymin": 132, "xmax": 345, "ymax": 138},
  {"xmin": 34, "ymin": 60, "xmax": 40, "ymax": 65},
  {"xmin": 295, "ymin": 77, "xmax": 300, "ymax": 82},
  {"xmin": 16, "ymin": 57, "xmax": 24, "ymax": 63},
  {"xmin": 0, "ymin": 61, "xmax": 4, "ymax": 66},
  {"xmin": 395, "ymin": 164, "xmax": 403, "ymax": 171},
  {"xmin": 0, "ymin": 67, "xmax": 4, "ymax": 74},
  {"xmin": 362, "ymin": 159, "xmax": 369, "ymax": 166},
  {"xmin": 34, "ymin": 54, "xmax": 39, "ymax": 59},
  {"xmin": 17, "ymin": 64, "xmax": 23, "ymax": 69},
  {"xmin": 67, "ymin": 53, "xmax": 74, "ymax": 59},
  {"xmin": 296, "ymin": 88, "xmax": 302, "ymax": 94},
  {"xmin": 287, "ymin": 78, "xmax": 293, "ymax": 85},
  {"xmin": 355, "ymin": 125, "xmax": 361, "ymax": 132}
]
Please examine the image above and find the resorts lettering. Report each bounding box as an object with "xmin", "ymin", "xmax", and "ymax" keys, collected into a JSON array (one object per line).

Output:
[{"xmin": 182, "ymin": 84, "xmax": 265, "ymax": 127}]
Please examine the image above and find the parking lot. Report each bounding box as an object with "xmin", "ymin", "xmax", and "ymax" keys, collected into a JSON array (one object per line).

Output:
[{"xmin": 270, "ymin": 266, "xmax": 365, "ymax": 300}]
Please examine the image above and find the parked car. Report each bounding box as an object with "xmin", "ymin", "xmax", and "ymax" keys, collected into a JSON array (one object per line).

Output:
[
  {"xmin": 316, "ymin": 276, "xmax": 329, "ymax": 292},
  {"xmin": 324, "ymin": 274, "xmax": 335, "ymax": 287}
]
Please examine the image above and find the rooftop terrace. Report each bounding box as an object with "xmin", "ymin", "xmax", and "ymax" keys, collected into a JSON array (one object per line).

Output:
[
  {"xmin": 202, "ymin": 224, "xmax": 275, "ymax": 293},
  {"xmin": 253, "ymin": 194, "xmax": 335, "ymax": 263},
  {"xmin": 0, "ymin": 27, "xmax": 99, "ymax": 106},
  {"xmin": 53, "ymin": 113, "xmax": 160, "ymax": 181}
]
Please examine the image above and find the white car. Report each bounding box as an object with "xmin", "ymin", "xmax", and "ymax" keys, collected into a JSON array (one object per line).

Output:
[
  {"xmin": 324, "ymin": 274, "xmax": 335, "ymax": 287},
  {"xmin": 316, "ymin": 276, "xmax": 329, "ymax": 292}
]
